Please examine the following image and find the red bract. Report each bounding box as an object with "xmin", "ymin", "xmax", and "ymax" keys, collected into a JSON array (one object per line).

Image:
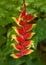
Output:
[
  {"xmin": 19, "ymin": 20, "xmax": 26, "ymax": 26},
  {"xmin": 23, "ymin": 32, "xmax": 35, "ymax": 39},
  {"xmin": 11, "ymin": 44, "xmax": 23, "ymax": 51},
  {"xmin": 23, "ymin": 24, "xmax": 36, "ymax": 32},
  {"xmin": 23, "ymin": 24, "xmax": 32, "ymax": 32},
  {"xmin": 11, "ymin": 53, "xmax": 22, "ymax": 58},
  {"xmin": 12, "ymin": 17, "xmax": 26, "ymax": 26},
  {"xmin": 15, "ymin": 35, "xmax": 24, "ymax": 43},
  {"xmin": 12, "ymin": 35, "xmax": 24, "ymax": 43},
  {"xmin": 13, "ymin": 27, "xmax": 25, "ymax": 35},
  {"xmin": 22, "ymin": 40, "xmax": 30, "ymax": 47},
  {"xmin": 22, "ymin": 49, "xmax": 34, "ymax": 55},
  {"xmin": 11, "ymin": 7, "xmax": 36, "ymax": 58},
  {"xmin": 19, "ymin": 8, "xmax": 26, "ymax": 21},
  {"xmin": 24, "ymin": 14, "xmax": 36, "ymax": 22}
]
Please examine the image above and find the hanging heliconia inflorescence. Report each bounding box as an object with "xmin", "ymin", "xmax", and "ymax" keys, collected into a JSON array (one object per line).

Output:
[{"xmin": 10, "ymin": 1, "xmax": 37, "ymax": 58}]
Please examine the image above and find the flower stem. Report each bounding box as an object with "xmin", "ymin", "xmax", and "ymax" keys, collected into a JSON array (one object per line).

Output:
[{"xmin": 23, "ymin": 0, "xmax": 26, "ymax": 9}]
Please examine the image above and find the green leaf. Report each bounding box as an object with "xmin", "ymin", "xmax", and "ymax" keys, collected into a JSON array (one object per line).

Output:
[
  {"xmin": 7, "ymin": 28, "xmax": 17, "ymax": 38},
  {"xmin": 25, "ymin": 55, "xmax": 34, "ymax": 65},
  {"xmin": 41, "ymin": 6, "xmax": 46, "ymax": 13},
  {"xmin": 0, "ymin": 25, "xmax": 7, "ymax": 35},
  {"xmin": 35, "ymin": 58, "xmax": 44, "ymax": 65},
  {"xmin": 32, "ymin": 19, "xmax": 46, "ymax": 48},
  {"xmin": 26, "ymin": 0, "xmax": 34, "ymax": 3},
  {"xmin": 2, "ymin": 57, "xmax": 25, "ymax": 65},
  {"xmin": 0, "ymin": 35, "xmax": 6, "ymax": 45}
]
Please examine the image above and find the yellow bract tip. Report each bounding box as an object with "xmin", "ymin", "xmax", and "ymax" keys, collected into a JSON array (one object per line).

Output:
[
  {"xmin": 33, "ymin": 24, "xmax": 36, "ymax": 27},
  {"xmin": 12, "ymin": 26, "xmax": 16, "ymax": 30},
  {"xmin": 30, "ymin": 40, "xmax": 34, "ymax": 47},
  {"xmin": 25, "ymin": 49, "xmax": 34, "ymax": 55},
  {"xmin": 12, "ymin": 34, "xmax": 18, "ymax": 43},
  {"xmin": 30, "ymin": 40, "xmax": 35, "ymax": 48},
  {"xmin": 32, "ymin": 32, "xmax": 35, "ymax": 35},
  {"xmin": 11, "ymin": 43, "xmax": 14, "ymax": 46},
  {"xmin": 10, "ymin": 54, "xmax": 18, "ymax": 58},
  {"xmin": 31, "ymin": 40, "xmax": 34, "ymax": 43},
  {"xmin": 31, "ymin": 32, "xmax": 35, "ymax": 38},
  {"xmin": 12, "ymin": 27, "xmax": 19, "ymax": 35},
  {"xmin": 12, "ymin": 17, "xmax": 18, "ymax": 22},
  {"xmin": 30, "ymin": 50, "xmax": 34, "ymax": 53},
  {"xmin": 12, "ymin": 17, "xmax": 15, "ymax": 20},
  {"xmin": 12, "ymin": 34, "xmax": 16, "ymax": 39},
  {"xmin": 11, "ymin": 43, "xmax": 19, "ymax": 51},
  {"xmin": 34, "ymin": 14, "xmax": 37, "ymax": 17}
]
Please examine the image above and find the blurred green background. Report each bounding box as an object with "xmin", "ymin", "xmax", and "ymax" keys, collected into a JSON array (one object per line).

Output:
[{"xmin": 0, "ymin": 0, "xmax": 46, "ymax": 65}]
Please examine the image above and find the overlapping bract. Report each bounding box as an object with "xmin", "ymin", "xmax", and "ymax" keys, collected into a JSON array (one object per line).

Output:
[{"xmin": 11, "ymin": 8, "xmax": 36, "ymax": 58}]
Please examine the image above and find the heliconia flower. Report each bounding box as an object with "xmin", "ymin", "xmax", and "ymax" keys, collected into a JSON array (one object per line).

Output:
[
  {"xmin": 12, "ymin": 35, "xmax": 24, "ymax": 43},
  {"xmin": 11, "ymin": 44, "xmax": 23, "ymax": 51},
  {"xmin": 23, "ymin": 32, "xmax": 35, "ymax": 40},
  {"xmin": 23, "ymin": 24, "xmax": 36, "ymax": 32},
  {"xmin": 10, "ymin": 53, "xmax": 22, "ymax": 58},
  {"xmin": 22, "ymin": 49, "xmax": 34, "ymax": 55},
  {"xmin": 11, "ymin": 6, "xmax": 37, "ymax": 58},
  {"xmin": 12, "ymin": 27, "xmax": 25, "ymax": 35},
  {"xmin": 24, "ymin": 14, "xmax": 37, "ymax": 22}
]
